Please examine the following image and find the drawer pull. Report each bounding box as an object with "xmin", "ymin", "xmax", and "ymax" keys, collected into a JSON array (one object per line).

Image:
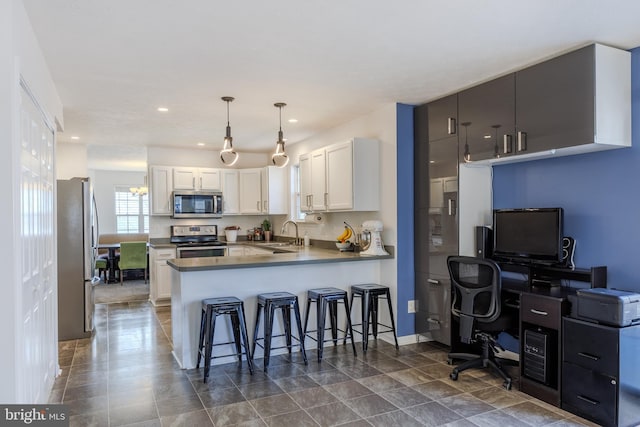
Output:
[
  {"xmin": 530, "ymin": 309, "xmax": 548, "ymax": 316},
  {"xmin": 427, "ymin": 279, "xmax": 440, "ymax": 285},
  {"xmin": 577, "ymin": 395, "xmax": 600, "ymax": 406},
  {"xmin": 578, "ymin": 352, "xmax": 600, "ymax": 361}
]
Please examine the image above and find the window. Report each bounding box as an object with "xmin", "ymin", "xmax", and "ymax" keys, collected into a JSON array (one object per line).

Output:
[{"xmin": 115, "ymin": 186, "xmax": 149, "ymax": 233}]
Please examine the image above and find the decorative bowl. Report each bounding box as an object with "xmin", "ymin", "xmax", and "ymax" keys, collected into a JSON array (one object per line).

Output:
[{"xmin": 335, "ymin": 242, "xmax": 352, "ymax": 251}]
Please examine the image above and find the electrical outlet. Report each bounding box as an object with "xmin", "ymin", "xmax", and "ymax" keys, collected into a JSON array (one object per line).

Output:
[{"xmin": 408, "ymin": 300, "xmax": 417, "ymax": 313}]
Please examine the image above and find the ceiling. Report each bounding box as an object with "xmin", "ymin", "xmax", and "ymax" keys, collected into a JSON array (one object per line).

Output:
[{"xmin": 23, "ymin": 0, "xmax": 640, "ymax": 170}]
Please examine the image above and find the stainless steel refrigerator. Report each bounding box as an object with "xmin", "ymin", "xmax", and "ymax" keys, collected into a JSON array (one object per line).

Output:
[{"xmin": 57, "ymin": 177, "xmax": 99, "ymax": 340}]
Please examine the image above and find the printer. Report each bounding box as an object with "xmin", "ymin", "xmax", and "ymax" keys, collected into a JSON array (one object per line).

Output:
[{"xmin": 576, "ymin": 288, "xmax": 640, "ymax": 327}]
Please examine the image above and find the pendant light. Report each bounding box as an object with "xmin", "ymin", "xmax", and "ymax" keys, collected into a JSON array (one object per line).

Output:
[
  {"xmin": 462, "ymin": 122, "xmax": 472, "ymax": 163},
  {"xmin": 130, "ymin": 175, "xmax": 149, "ymax": 196},
  {"xmin": 220, "ymin": 96, "xmax": 239, "ymax": 166},
  {"xmin": 271, "ymin": 102, "xmax": 289, "ymax": 168}
]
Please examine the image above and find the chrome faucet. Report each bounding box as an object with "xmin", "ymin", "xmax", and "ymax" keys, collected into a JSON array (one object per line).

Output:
[{"xmin": 281, "ymin": 220, "xmax": 302, "ymax": 245}]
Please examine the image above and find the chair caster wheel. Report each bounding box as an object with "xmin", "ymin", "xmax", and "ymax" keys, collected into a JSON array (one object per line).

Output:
[
  {"xmin": 503, "ymin": 380, "xmax": 512, "ymax": 390},
  {"xmin": 450, "ymin": 371, "xmax": 458, "ymax": 381}
]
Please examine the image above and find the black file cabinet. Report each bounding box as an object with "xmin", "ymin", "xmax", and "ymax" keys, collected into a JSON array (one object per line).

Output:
[{"xmin": 562, "ymin": 317, "xmax": 640, "ymax": 427}]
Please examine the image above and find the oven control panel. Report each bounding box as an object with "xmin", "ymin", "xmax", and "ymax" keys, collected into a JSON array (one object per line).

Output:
[{"xmin": 171, "ymin": 225, "xmax": 218, "ymax": 238}]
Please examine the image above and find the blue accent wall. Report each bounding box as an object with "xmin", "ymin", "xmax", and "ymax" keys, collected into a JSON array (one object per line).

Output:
[
  {"xmin": 396, "ymin": 103, "xmax": 415, "ymax": 335},
  {"xmin": 493, "ymin": 47, "xmax": 640, "ymax": 292}
]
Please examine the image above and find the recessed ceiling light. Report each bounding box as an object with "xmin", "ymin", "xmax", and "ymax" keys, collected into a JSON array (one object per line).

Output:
[
  {"xmin": 71, "ymin": 136, "xmax": 80, "ymax": 140},
  {"xmin": 157, "ymin": 107, "xmax": 169, "ymax": 112},
  {"xmin": 197, "ymin": 142, "xmax": 205, "ymax": 146},
  {"xmin": 288, "ymin": 118, "xmax": 298, "ymax": 123},
  {"xmin": 483, "ymin": 134, "xmax": 491, "ymax": 139}
]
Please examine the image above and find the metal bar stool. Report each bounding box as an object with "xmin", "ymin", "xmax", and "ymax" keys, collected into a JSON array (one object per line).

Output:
[
  {"xmin": 252, "ymin": 292, "xmax": 308, "ymax": 371},
  {"xmin": 346, "ymin": 284, "xmax": 399, "ymax": 352},
  {"xmin": 303, "ymin": 287, "xmax": 357, "ymax": 362},
  {"xmin": 196, "ymin": 296, "xmax": 254, "ymax": 383}
]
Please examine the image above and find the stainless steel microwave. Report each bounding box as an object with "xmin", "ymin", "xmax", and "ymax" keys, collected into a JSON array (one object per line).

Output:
[{"xmin": 172, "ymin": 191, "xmax": 223, "ymax": 218}]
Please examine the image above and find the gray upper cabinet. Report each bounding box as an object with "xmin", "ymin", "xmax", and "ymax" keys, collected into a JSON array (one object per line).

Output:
[
  {"xmin": 515, "ymin": 45, "xmax": 595, "ymax": 154},
  {"xmin": 427, "ymin": 94, "xmax": 458, "ymax": 142},
  {"xmin": 458, "ymin": 43, "xmax": 630, "ymax": 165},
  {"xmin": 458, "ymin": 74, "xmax": 516, "ymax": 162},
  {"xmin": 515, "ymin": 44, "xmax": 632, "ymax": 156}
]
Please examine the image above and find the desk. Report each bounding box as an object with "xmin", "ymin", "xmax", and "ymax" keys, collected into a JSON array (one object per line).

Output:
[{"xmin": 450, "ymin": 263, "xmax": 607, "ymax": 408}]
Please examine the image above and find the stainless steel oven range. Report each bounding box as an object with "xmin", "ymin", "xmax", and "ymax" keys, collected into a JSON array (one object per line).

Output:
[{"xmin": 170, "ymin": 225, "xmax": 227, "ymax": 258}]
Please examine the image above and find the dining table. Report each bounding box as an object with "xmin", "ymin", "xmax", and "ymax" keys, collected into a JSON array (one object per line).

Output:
[
  {"xmin": 97, "ymin": 243, "xmax": 121, "ymax": 283},
  {"xmin": 97, "ymin": 242, "xmax": 150, "ymax": 284}
]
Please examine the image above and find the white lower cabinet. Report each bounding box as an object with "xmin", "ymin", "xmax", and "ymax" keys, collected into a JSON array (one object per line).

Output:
[
  {"xmin": 150, "ymin": 247, "xmax": 176, "ymax": 306},
  {"xmin": 226, "ymin": 246, "xmax": 245, "ymax": 256}
]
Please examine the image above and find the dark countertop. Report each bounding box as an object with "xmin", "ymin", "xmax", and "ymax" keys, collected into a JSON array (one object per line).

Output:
[{"xmin": 167, "ymin": 244, "xmax": 393, "ymax": 272}]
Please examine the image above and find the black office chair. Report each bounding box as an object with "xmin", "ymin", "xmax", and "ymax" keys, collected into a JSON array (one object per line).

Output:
[{"xmin": 447, "ymin": 256, "xmax": 513, "ymax": 390}]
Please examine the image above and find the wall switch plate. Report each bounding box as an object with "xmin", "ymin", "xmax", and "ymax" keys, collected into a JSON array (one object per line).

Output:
[{"xmin": 408, "ymin": 300, "xmax": 416, "ymax": 313}]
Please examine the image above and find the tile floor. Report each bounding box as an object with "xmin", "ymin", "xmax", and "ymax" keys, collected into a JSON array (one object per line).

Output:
[{"xmin": 50, "ymin": 301, "xmax": 599, "ymax": 427}]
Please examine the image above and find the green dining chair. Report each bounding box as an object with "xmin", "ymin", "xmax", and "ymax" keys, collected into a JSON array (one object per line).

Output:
[
  {"xmin": 118, "ymin": 241, "xmax": 148, "ymax": 285},
  {"xmin": 95, "ymin": 258, "xmax": 108, "ymax": 282}
]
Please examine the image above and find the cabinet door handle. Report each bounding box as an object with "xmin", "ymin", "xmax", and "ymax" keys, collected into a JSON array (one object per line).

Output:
[
  {"xmin": 324, "ymin": 192, "xmax": 328, "ymax": 207},
  {"xmin": 578, "ymin": 352, "xmax": 600, "ymax": 361},
  {"xmin": 503, "ymin": 134, "xmax": 513, "ymax": 154},
  {"xmin": 517, "ymin": 131, "xmax": 527, "ymax": 152},
  {"xmin": 529, "ymin": 309, "xmax": 548, "ymax": 316},
  {"xmin": 427, "ymin": 279, "xmax": 440, "ymax": 285},
  {"xmin": 448, "ymin": 199, "xmax": 456, "ymax": 216},
  {"xmin": 192, "ymin": 177, "xmax": 196, "ymax": 188},
  {"xmin": 427, "ymin": 318, "xmax": 440, "ymax": 325},
  {"xmin": 577, "ymin": 395, "xmax": 600, "ymax": 406},
  {"xmin": 199, "ymin": 177, "xmax": 203, "ymax": 189},
  {"xmin": 256, "ymin": 201, "xmax": 260, "ymax": 211},
  {"xmin": 264, "ymin": 201, "xmax": 268, "ymax": 211},
  {"xmin": 310, "ymin": 195, "xmax": 314, "ymax": 207},
  {"xmin": 447, "ymin": 117, "xmax": 456, "ymax": 135}
]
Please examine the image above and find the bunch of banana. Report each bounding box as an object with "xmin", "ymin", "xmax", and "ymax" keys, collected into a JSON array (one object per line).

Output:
[{"xmin": 336, "ymin": 226, "xmax": 353, "ymax": 243}]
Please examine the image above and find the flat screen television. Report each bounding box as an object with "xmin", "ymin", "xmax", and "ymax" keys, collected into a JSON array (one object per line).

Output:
[{"xmin": 492, "ymin": 208, "xmax": 563, "ymax": 264}]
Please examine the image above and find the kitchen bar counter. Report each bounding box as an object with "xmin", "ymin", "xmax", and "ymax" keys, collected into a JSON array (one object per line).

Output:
[
  {"xmin": 167, "ymin": 244, "xmax": 393, "ymax": 271},
  {"xmin": 168, "ymin": 244, "xmax": 394, "ymax": 369}
]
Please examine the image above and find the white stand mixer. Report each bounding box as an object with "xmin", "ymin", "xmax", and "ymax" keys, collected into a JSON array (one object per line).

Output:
[{"xmin": 360, "ymin": 220, "xmax": 389, "ymax": 256}]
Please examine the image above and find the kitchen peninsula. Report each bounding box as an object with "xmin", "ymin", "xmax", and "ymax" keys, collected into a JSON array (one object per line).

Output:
[{"xmin": 168, "ymin": 244, "xmax": 394, "ymax": 369}]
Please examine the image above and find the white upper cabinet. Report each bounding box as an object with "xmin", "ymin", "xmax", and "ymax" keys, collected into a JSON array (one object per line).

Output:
[
  {"xmin": 149, "ymin": 164, "xmax": 287, "ymax": 217},
  {"xmin": 299, "ymin": 149, "xmax": 327, "ymax": 212},
  {"xmin": 299, "ymin": 153, "xmax": 313, "ymax": 212},
  {"xmin": 310, "ymin": 149, "xmax": 327, "ymax": 211},
  {"xmin": 173, "ymin": 167, "xmax": 221, "ymax": 191},
  {"xmin": 198, "ymin": 168, "xmax": 222, "ymax": 190},
  {"xmin": 325, "ymin": 141, "xmax": 353, "ymax": 210},
  {"xmin": 221, "ymin": 169, "xmax": 239, "ymax": 214},
  {"xmin": 262, "ymin": 166, "xmax": 288, "ymax": 215},
  {"xmin": 299, "ymin": 138, "xmax": 380, "ymax": 213},
  {"xmin": 239, "ymin": 168, "xmax": 262, "ymax": 214},
  {"xmin": 149, "ymin": 166, "xmax": 173, "ymax": 215}
]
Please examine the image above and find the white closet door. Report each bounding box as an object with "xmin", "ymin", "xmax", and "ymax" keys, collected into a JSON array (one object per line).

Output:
[{"xmin": 17, "ymin": 80, "xmax": 57, "ymax": 403}]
